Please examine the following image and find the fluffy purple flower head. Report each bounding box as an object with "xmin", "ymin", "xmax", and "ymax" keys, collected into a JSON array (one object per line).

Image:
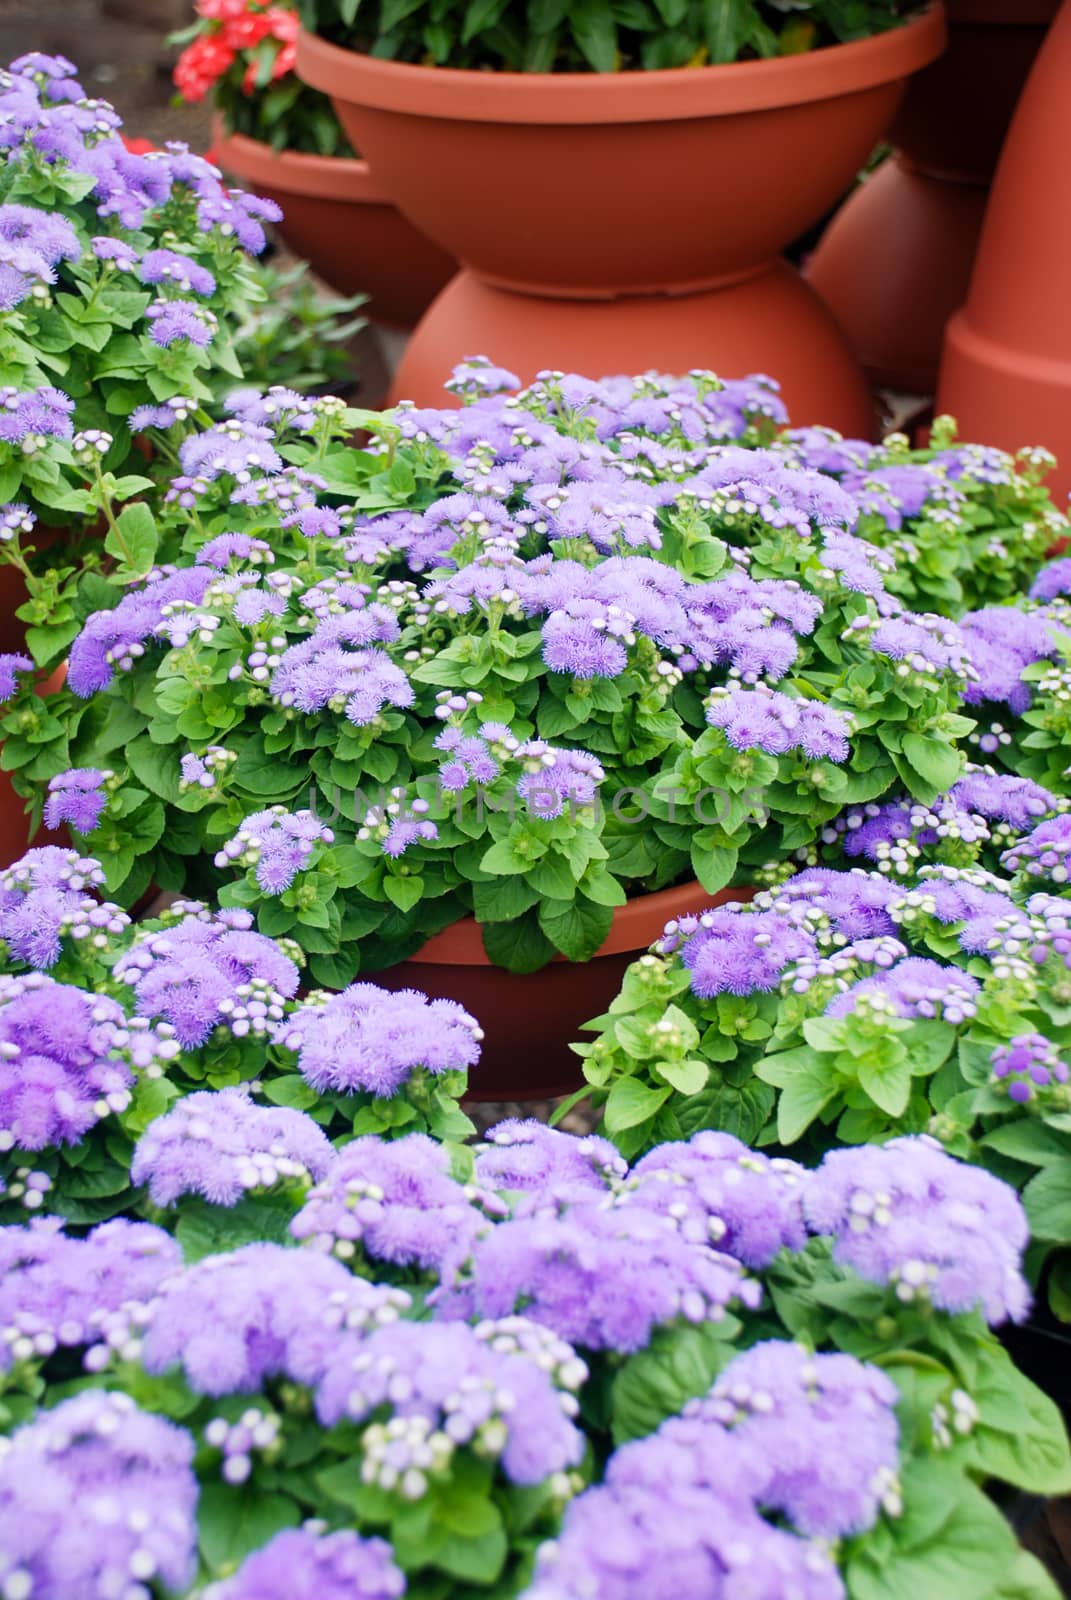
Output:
[
  {"xmin": 131, "ymin": 1087, "xmax": 334, "ymax": 1208},
  {"xmin": 315, "ymin": 1317, "xmax": 585, "ymax": 1490},
  {"xmin": 769, "ymin": 866, "xmax": 900, "ymax": 941},
  {"xmin": 145, "ymin": 296, "xmax": 215, "ymax": 347},
  {"xmin": 138, "ymin": 246, "xmax": 215, "ymax": 296},
  {"xmin": 198, "ymin": 531, "xmax": 273, "ymax": 568},
  {"xmin": 214, "ymin": 806, "xmax": 334, "ymax": 894},
  {"xmin": 0, "ymin": 203, "xmax": 77, "ymax": 266},
  {"xmin": 804, "ymin": 1135, "xmax": 1030, "ymax": 1325},
  {"xmin": 446, "ymin": 357, "xmax": 521, "ymax": 399},
  {"xmin": 475, "ymin": 1120, "xmax": 626, "ymax": 1213},
  {"xmin": 991, "ymin": 1033, "xmax": 1071, "ymax": 1104},
  {"xmin": 291, "ymin": 1132, "xmax": 499, "ymax": 1272},
  {"xmin": 203, "ymin": 1528, "xmax": 406, "ymax": 1600},
  {"xmin": 825, "ymin": 956, "xmax": 980, "ymax": 1024},
  {"xmin": 0, "ymin": 383, "xmax": 73, "ymax": 447},
  {"xmin": 0, "ymin": 847, "xmax": 130, "ymax": 970},
  {"xmin": 114, "ymin": 907, "xmax": 299, "ymax": 1048},
  {"xmin": 542, "ymin": 599, "xmax": 631, "ymax": 678},
  {"xmin": 960, "ymin": 605, "xmax": 1060, "ymax": 714},
  {"xmin": 434, "ymin": 727, "xmax": 500, "ymax": 791},
  {"xmin": 277, "ymin": 984, "xmax": 482, "ymax": 1098},
  {"xmin": 1030, "ymin": 557, "xmax": 1071, "ymax": 602},
  {"xmin": 679, "ymin": 904, "xmax": 817, "ymax": 1000},
  {"xmin": 68, "ymin": 565, "xmax": 216, "ymax": 696},
  {"xmin": 140, "ymin": 1242, "xmax": 410, "ymax": 1395},
  {"xmin": 0, "ymin": 652, "xmax": 32, "ymax": 705},
  {"xmin": 948, "ymin": 768, "xmax": 1060, "ymax": 831},
  {"xmin": 0, "ymin": 1391, "xmax": 198, "ymax": 1600},
  {"xmin": 1002, "ymin": 813, "xmax": 1071, "ymax": 884},
  {"xmin": 626, "ymin": 1131, "xmax": 809, "ymax": 1268},
  {"xmin": 0, "ymin": 1217, "xmax": 180, "ymax": 1371},
  {"xmin": 516, "ymin": 743, "xmax": 604, "ymax": 820},
  {"xmin": 706, "ymin": 684, "xmax": 852, "ymax": 762},
  {"xmin": 270, "ymin": 624, "xmax": 412, "ymax": 728},
  {"xmin": 0, "ymin": 503, "xmax": 34, "ymax": 543},
  {"xmin": 43, "ymin": 766, "xmax": 108, "ymax": 833},
  {"xmin": 91, "ymin": 235, "xmax": 138, "ymax": 268},
  {"xmin": 432, "ymin": 1202, "xmax": 759, "ymax": 1353}
]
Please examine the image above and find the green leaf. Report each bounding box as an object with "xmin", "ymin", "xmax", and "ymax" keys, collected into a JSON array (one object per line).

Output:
[
  {"xmin": 703, "ymin": 0, "xmax": 753, "ymax": 61},
  {"xmin": 383, "ymin": 874, "xmax": 424, "ymax": 913},
  {"xmin": 262, "ymin": 1074, "xmax": 319, "ymax": 1112},
  {"xmin": 1023, "ymin": 1164, "xmax": 1071, "ymax": 1242},
  {"xmin": 198, "ymin": 1485, "xmax": 301, "ymax": 1576},
  {"xmin": 481, "ymin": 911, "xmax": 556, "ymax": 974},
  {"xmin": 104, "ymin": 501, "xmax": 157, "ymax": 580},
  {"xmin": 538, "ymin": 896, "xmax": 613, "ymax": 962},
  {"xmin": 901, "ymin": 731, "xmax": 963, "ymax": 795},
  {"xmin": 568, "ymin": 0, "xmax": 618, "ymax": 69},
  {"xmin": 657, "ymin": 1057, "xmax": 709, "ymax": 1095},
  {"xmin": 858, "ymin": 1054, "xmax": 912, "ymax": 1118},
  {"xmin": 604, "ymin": 1076, "xmax": 671, "ymax": 1134},
  {"xmin": 777, "ymin": 1061, "xmax": 837, "ymax": 1144},
  {"xmin": 125, "ymin": 733, "xmax": 183, "ymax": 803},
  {"xmin": 612, "ymin": 1320, "xmax": 739, "ymax": 1443},
  {"xmin": 175, "ymin": 1194, "xmax": 297, "ymax": 1262}
]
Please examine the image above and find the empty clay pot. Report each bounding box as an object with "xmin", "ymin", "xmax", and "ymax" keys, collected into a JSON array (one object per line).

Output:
[
  {"xmin": 213, "ymin": 125, "xmax": 455, "ymax": 329},
  {"xmin": 297, "ymin": 11, "xmax": 945, "ymax": 431},
  {"xmin": 938, "ymin": 0, "xmax": 1071, "ymax": 499},
  {"xmin": 808, "ymin": 0, "xmax": 1057, "ymax": 394},
  {"xmin": 373, "ymin": 880, "xmax": 751, "ymax": 1102}
]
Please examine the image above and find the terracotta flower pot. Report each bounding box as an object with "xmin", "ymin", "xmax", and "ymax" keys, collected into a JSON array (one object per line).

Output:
[
  {"xmin": 213, "ymin": 124, "xmax": 455, "ymax": 330},
  {"xmin": 296, "ymin": 12, "xmax": 945, "ymax": 433},
  {"xmin": 937, "ymin": 0, "xmax": 1071, "ymax": 499},
  {"xmin": 373, "ymin": 880, "xmax": 750, "ymax": 1102},
  {"xmin": 807, "ymin": 0, "xmax": 1057, "ymax": 394}
]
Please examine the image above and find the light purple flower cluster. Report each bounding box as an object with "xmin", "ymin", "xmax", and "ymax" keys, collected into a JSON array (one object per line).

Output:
[
  {"xmin": 847, "ymin": 610, "xmax": 974, "ymax": 686},
  {"xmin": 277, "ymin": 984, "xmax": 482, "ymax": 1097},
  {"xmin": 0, "ymin": 1217, "xmax": 180, "ymax": 1370},
  {"xmin": 0, "ymin": 650, "xmax": 31, "ymax": 702},
  {"xmin": 290, "ymin": 1132, "xmax": 499, "ymax": 1271},
  {"xmin": 948, "ymin": 767, "xmax": 1061, "ymax": 831},
  {"xmin": 1030, "ymin": 557, "xmax": 1071, "ymax": 602},
  {"xmin": 432, "ymin": 1202, "xmax": 759, "ymax": 1354},
  {"xmin": 474, "ymin": 1119, "xmax": 626, "ymax": 1213},
  {"xmin": 0, "ymin": 1391, "xmax": 198, "ymax": 1600},
  {"xmin": 43, "ymin": 766, "xmax": 110, "ymax": 833},
  {"xmin": 676, "ymin": 904, "xmax": 817, "ymax": 1000},
  {"xmin": 315, "ymin": 1317, "xmax": 585, "ymax": 1493},
  {"xmin": 685, "ymin": 1341, "xmax": 901, "ymax": 1538},
  {"xmin": 0, "ymin": 382, "xmax": 73, "ymax": 449},
  {"xmin": 140, "ymin": 1242, "xmax": 410, "ymax": 1395},
  {"xmin": 0, "ymin": 845, "xmax": 129, "ymax": 967},
  {"xmin": 706, "ymin": 684, "xmax": 852, "ymax": 762},
  {"xmin": 960, "ymin": 605, "xmax": 1064, "ymax": 714},
  {"xmin": 625, "ymin": 1132, "xmax": 808, "ymax": 1268},
  {"xmin": 991, "ymin": 1034, "xmax": 1071, "ymax": 1105},
  {"xmin": 114, "ymin": 906, "xmax": 299, "ymax": 1048},
  {"xmin": 1001, "ymin": 813, "xmax": 1071, "ymax": 884},
  {"xmin": 515, "ymin": 743, "xmax": 605, "ymax": 819},
  {"xmin": 825, "ymin": 956, "xmax": 980, "ymax": 1024},
  {"xmin": 203, "ymin": 1528, "xmax": 406, "ymax": 1600},
  {"xmin": 68, "ymin": 566, "xmax": 216, "ymax": 696},
  {"xmin": 524, "ymin": 1405, "xmax": 844, "ymax": 1600},
  {"xmin": 804, "ymin": 1135, "xmax": 1030, "ymax": 1325},
  {"xmin": 130, "ymin": 1087, "xmax": 334, "ymax": 1208},
  {"xmin": 0, "ymin": 972, "xmax": 178, "ymax": 1152},
  {"xmin": 270, "ymin": 617, "xmax": 413, "ymax": 727},
  {"xmin": 213, "ymin": 806, "xmax": 335, "ymax": 893}
]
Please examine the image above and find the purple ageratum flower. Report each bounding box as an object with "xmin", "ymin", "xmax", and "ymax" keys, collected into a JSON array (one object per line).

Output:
[
  {"xmin": 276, "ymin": 984, "xmax": 483, "ymax": 1098},
  {"xmin": 130, "ymin": 1087, "xmax": 334, "ymax": 1208},
  {"xmin": 1030, "ymin": 558, "xmax": 1071, "ymax": 602},
  {"xmin": 0, "ymin": 383, "xmax": 73, "ymax": 448},
  {"xmin": 0, "ymin": 203, "xmax": 78, "ymax": 266},
  {"xmin": 114, "ymin": 907, "xmax": 299, "ymax": 1048},
  {"xmin": 270, "ymin": 617, "xmax": 411, "ymax": 729},
  {"xmin": 678, "ymin": 905, "xmax": 817, "ymax": 1000},
  {"xmin": 43, "ymin": 767, "xmax": 108, "ymax": 834},
  {"xmin": 764, "ymin": 866, "xmax": 900, "ymax": 942},
  {"xmin": 179, "ymin": 419, "xmax": 284, "ymax": 485},
  {"xmin": 524, "ymin": 1415, "xmax": 844, "ymax": 1600},
  {"xmin": 825, "ymin": 955, "xmax": 980, "ymax": 1024},
  {"xmin": 432, "ymin": 1202, "xmax": 759, "ymax": 1354},
  {"xmin": 140, "ymin": 1242, "xmax": 410, "ymax": 1395},
  {"xmin": 138, "ymin": 247, "xmax": 216, "ymax": 296},
  {"xmin": 194, "ymin": 185, "xmax": 282, "ymax": 255},
  {"xmin": 625, "ymin": 1131, "xmax": 808, "ymax": 1268},
  {"xmin": 198, "ymin": 532, "xmax": 273, "ymax": 569},
  {"xmin": 706, "ymin": 684, "xmax": 852, "ymax": 763},
  {"xmin": 0, "ymin": 503, "xmax": 34, "ymax": 542},
  {"xmin": 0, "ymin": 847, "xmax": 130, "ymax": 970},
  {"xmin": 685, "ymin": 1341, "xmax": 900, "ymax": 1540},
  {"xmin": 145, "ymin": 296, "xmax": 216, "ymax": 348},
  {"xmin": 0, "ymin": 973, "xmax": 179, "ymax": 1150},
  {"xmin": 433, "ymin": 726, "xmax": 500, "ymax": 791},
  {"xmin": 91, "ymin": 235, "xmax": 138, "ymax": 269},
  {"xmin": 0, "ymin": 1217, "xmax": 180, "ymax": 1371},
  {"xmin": 446, "ymin": 357, "xmax": 521, "ymax": 399},
  {"xmin": 515, "ymin": 743, "xmax": 605, "ymax": 820},
  {"xmin": 475, "ymin": 1120, "xmax": 627, "ymax": 1213},
  {"xmin": 315, "ymin": 1318, "xmax": 585, "ymax": 1491},
  {"xmin": 1002, "ymin": 813, "xmax": 1071, "ymax": 884},
  {"xmin": 841, "ymin": 462, "xmax": 952, "ymax": 531},
  {"xmin": 0, "ymin": 1391, "xmax": 198, "ymax": 1600},
  {"xmin": 991, "ymin": 1034, "xmax": 1071, "ymax": 1104},
  {"xmin": 202, "ymin": 1529, "xmax": 406, "ymax": 1600},
  {"xmin": 948, "ymin": 767, "xmax": 1060, "ymax": 831},
  {"xmin": 960, "ymin": 605, "xmax": 1061, "ymax": 714},
  {"xmin": 225, "ymin": 384, "xmax": 317, "ymax": 432},
  {"xmin": 68, "ymin": 565, "xmax": 216, "ymax": 696},
  {"xmin": 214, "ymin": 807, "xmax": 335, "ymax": 895},
  {"xmin": 128, "ymin": 403, "xmax": 178, "ymax": 432},
  {"xmin": 804, "ymin": 1134, "xmax": 1031, "ymax": 1325},
  {"xmin": 856, "ymin": 611, "xmax": 973, "ymax": 683},
  {"xmin": 0, "ymin": 652, "xmax": 32, "ymax": 702},
  {"xmin": 291, "ymin": 1132, "xmax": 501, "ymax": 1271},
  {"xmin": 892, "ymin": 867, "xmax": 1028, "ymax": 960},
  {"xmin": 542, "ymin": 598, "xmax": 632, "ymax": 678},
  {"xmin": 816, "ymin": 528, "xmax": 896, "ymax": 598},
  {"xmin": 780, "ymin": 426, "xmax": 876, "ymax": 476}
]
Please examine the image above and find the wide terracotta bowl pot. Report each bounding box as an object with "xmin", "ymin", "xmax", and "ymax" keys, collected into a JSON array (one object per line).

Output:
[
  {"xmin": 296, "ymin": 10, "xmax": 946, "ymax": 301},
  {"xmin": 373, "ymin": 880, "xmax": 751, "ymax": 1102},
  {"xmin": 213, "ymin": 125, "xmax": 455, "ymax": 329}
]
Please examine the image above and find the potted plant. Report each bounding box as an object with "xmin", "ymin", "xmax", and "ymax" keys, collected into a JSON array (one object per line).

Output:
[
  {"xmin": 1, "ymin": 360, "xmax": 980, "ymax": 1096},
  {"xmin": 172, "ymin": 0, "xmax": 456, "ymax": 326},
  {"xmin": 808, "ymin": 0, "xmax": 1059, "ymax": 395},
  {"xmin": 294, "ymin": 0, "xmax": 946, "ymax": 428}
]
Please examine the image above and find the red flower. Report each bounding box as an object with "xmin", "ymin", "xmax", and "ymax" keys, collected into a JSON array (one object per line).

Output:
[{"xmin": 174, "ymin": 33, "xmax": 237, "ymax": 102}]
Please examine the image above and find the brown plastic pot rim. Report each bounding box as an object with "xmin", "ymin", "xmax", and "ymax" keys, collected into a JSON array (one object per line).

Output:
[
  {"xmin": 296, "ymin": 7, "xmax": 945, "ymax": 126},
  {"xmin": 409, "ymin": 880, "xmax": 752, "ymax": 966},
  {"xmin": 212, "ymin": 122, "xmax": 387, "ymax": 202}
]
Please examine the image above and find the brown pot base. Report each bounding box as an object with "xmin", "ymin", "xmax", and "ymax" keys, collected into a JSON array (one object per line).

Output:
[
  {"xmin": 807, "ymin": 159, "xmax": 989, "ymax": 394},
  {"xmin": 388, "ymin": 263, "xmax": 876, "ymax": 438}
]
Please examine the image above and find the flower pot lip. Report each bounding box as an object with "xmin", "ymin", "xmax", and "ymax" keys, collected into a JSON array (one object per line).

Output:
[
  {"xmin": 409, "ymin": 880, "xmax": 752, "ymax": 966},
  {"xmin": 211, "ymin": 120, "xmax": 386, "ymax": 202},
  {"xmin": 296, "ymin": 7, "xmax": 945, "ymax": 126}
]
